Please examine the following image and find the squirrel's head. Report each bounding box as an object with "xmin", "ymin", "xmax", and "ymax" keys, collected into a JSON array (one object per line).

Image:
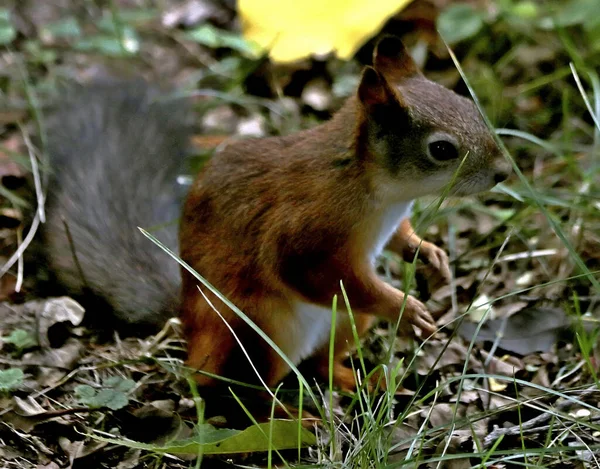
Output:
[{"xmin": 355, "ymin": 36, "xmax": 511, "ymax": 200}]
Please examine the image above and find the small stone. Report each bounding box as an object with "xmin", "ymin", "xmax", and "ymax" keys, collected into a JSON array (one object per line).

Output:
[
  {"xmin": 202, "ymin": 105, "xmax": 238, "ymax": 133},
  {"xmin": 236, "ymin": 114, "xmax": 267, "ymax": 137},
  {"xmin": 301, "ymin": 79, "xmax": 332, "ymax": 111},
  {"xmin": 178, "ymin": 397, "xmax": 195, "ymax": 411}
]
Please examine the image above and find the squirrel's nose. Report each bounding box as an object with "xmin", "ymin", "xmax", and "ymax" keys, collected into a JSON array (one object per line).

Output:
[
  {"xmin": 494, "ymin": 170, "xmax": 509, "ymax": 184},
  {"xmin": 493, "ymin": 160, "xmax": 511, "ymax": 184}
]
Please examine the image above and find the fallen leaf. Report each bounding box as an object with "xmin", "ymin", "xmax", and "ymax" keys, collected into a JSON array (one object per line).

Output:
[
  {"xmin": 239, "ymin": 0, "xmax": 413, "ymax": 63},
  {"xmin": 419, "ymin": 340, "xmax": 481, "ymax": 373},
  {"xmin": 386, "ymin": 421, "xmax": 420, "ymax": 456},
  {"xmin": 2, "ymin": 399, "xmax": 73, "ymax": 433},
  {"xmin": 129, "ymin": 400, "xmax": 190, "ymax": 445},
  {"xmin": 38, "ymin": 462, "xmax": 61, "ymax": 469},
  {"xmin": 37, "ymin": 297, "xmax": 85, "ymax": 349},
  {"xmin": 40, "ymin": 338, "xmax": 86, "ymax": 370},
  {"xmin": 89, "ymin": 420, "xmax": 316, "ymax": 455},
  {"xmin": 116, "ymin": 449, "xmax": 142, "ymax": 469},
  {"xmin": 468, "ymin": 294, "xmax": 496, "ymax": 322},
  {"xmin": 489, "ymin": 377, "xmax": 507, "ymax": 392},
  {"xmin": 430, "ymin": 430, "xmax": 474, "ymax": 469},
  {"xmin": 458, "ymin": 307, "xmax": 570, "ymax": 355},
  {"xmin": 13, "ymin": 395, "xmax": 46, "ymax": 416},
  {"xmin": 59, "ymin": 436, "xmax": 108, "ymax": 465}
]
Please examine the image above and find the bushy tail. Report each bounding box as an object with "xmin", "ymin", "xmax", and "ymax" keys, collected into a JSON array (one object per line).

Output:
[{"xmin": 42, "ymin": 81, "xmax": 194, "ymax": 328}]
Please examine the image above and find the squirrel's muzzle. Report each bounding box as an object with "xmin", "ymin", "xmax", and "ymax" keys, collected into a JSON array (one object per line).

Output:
[
  {"xmin": 492, "ymin": 159, "xmax": 512, "ymax": 184},
  {"xmin": 494, "ymin": 168, "xmax": 510, "ymax": 184}
]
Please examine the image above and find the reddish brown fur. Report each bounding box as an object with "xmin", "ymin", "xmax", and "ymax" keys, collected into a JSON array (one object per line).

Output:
[{"xmin": 180, "ymin": 37, "xmax": 510, "ymax": 403}]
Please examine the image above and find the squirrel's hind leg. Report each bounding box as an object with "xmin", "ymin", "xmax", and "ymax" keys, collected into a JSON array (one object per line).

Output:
[
  {"xmin": 182, "ymin": 292, "xmax": 240, "ymax": 387},
  {"xmin": 312, "ymin": 313, "xmax": 378, "ymax": 392}
]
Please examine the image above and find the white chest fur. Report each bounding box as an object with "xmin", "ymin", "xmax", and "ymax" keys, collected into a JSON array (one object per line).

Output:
[
  {"xmin": 282, "ymin": 302, "xmax": 335, "ymax": 364},
  {"xmin": 284, "ymin": 200, "xmax": 414, "ymax": 365},
  {"xmin": 368, "ymin": 200, "xmax": 414, "ymax": 262}
]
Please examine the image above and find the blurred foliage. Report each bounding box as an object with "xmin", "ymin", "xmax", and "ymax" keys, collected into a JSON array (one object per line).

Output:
[
  {"xmin": 438, "ymin": 0, "xmax": 600, "ymax": 46},
  {"xmin": 0, "ymin": 8, "xmax": 16, "ymax": 45},
  {"xmin": 433, "ymin": 0, "xmax": 599, "ymax": 149}
]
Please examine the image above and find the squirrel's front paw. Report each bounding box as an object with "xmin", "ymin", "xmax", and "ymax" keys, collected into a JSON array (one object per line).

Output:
[
  {"xmin": 419, "ymin": 241, "xmax": 451, "ymax": 285},
  {"xmin": 400, "ymin": 295, "xmax": 436, "ymax": 337}
]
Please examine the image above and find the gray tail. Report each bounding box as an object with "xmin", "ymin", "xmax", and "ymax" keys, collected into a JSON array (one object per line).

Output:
[{"xmin": 42, "ymin": 81, "xmax": 193, "ymax": 328}]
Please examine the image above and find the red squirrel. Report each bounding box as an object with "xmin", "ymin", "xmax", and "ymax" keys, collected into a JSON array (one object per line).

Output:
[
  {"xmin": 42, "ymin": 37, "xmax": 510, "ymax": 395},
  {"xmin": 179, "ymin": 37, "xmax": 510, "ymax": 392}
]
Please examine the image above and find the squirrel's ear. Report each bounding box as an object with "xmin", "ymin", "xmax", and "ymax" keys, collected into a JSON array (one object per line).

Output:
[
  {"xmin": 373, "ymin": 36, "xmax": 421, "ymax": 82},
  {"xmin": 358, "ymin": 67, "xmax": 402, "ymax": 109}
]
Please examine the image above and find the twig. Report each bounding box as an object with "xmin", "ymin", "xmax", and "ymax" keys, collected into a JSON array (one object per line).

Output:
[
  {"xmin": 484, "ymin": 387, "xmax": 599, "ymax": 447},
  {"xmin": 0, "ymin": 212, "xmax": 41, "ymax": 278},
  {"xmin": 21, "ymin": 127, "xmax": 46, "ymax": 223}
]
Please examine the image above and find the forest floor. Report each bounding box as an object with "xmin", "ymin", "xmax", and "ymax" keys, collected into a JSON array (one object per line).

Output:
[{"xmin": 0, "ymin": 0, "xmax": 599, "ymax": 467}]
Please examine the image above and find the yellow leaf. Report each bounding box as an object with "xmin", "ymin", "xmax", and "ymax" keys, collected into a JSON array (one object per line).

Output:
[
  {"xmin": 239, "ymin": 0, "xmax": 413, "ymax": 63},
  {"xmin": 489, "ymin": 377, "xmax": 507, "ymax": 392}
]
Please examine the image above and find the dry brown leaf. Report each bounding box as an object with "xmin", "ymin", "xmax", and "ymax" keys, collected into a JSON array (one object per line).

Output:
[
  {"xmin": 458, "ymin": 307, "xmax": 570, "ymax": 355},
  {"xmin": 419, "ymin": 340, "xmax": 481, "ymax": 373},
  {"xmin": 59, "ymin": 436, "xmax": 108, "ymax": 466}
]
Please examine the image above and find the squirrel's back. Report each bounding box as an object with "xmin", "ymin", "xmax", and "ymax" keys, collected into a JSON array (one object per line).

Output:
[{"xmin": 43, "ymin": 81, "xmax": 193, "ymax": 327}]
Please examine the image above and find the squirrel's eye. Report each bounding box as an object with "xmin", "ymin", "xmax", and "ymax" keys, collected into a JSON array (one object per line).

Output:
[{"xmin": 428, "ymin": 140, "xmax": 459, "ymax": 161}]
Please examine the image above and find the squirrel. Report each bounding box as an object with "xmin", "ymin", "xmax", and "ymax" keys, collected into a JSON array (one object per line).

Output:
[
  {"xmin": 41, "ymin": 37, "xmax": 510, "ymax": 396},
  {"xmin": 179, "ymin": 36, "xmax": 510, "ymax": 393}
]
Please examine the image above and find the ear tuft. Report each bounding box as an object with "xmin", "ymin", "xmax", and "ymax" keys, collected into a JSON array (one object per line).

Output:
[
  {"xmin": 376, "ymin": 35, "xmax": 405, "ymax": 59},
  {"xmin": 357, "ymin": 67, "xmax": 389, "ymax": 108},
  {"xmin": 373, "ymin": 35, "xmax": 421, "ymax": 82}
]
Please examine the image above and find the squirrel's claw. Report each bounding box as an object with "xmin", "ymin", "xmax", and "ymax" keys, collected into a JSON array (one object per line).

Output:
[
  {"xmin": 401, "ymin": 295, "xmax": 437, "ymax": 337},
  {"xmin": 419, "ymin": 241, "xmax": 451, "ymax": 286}
]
